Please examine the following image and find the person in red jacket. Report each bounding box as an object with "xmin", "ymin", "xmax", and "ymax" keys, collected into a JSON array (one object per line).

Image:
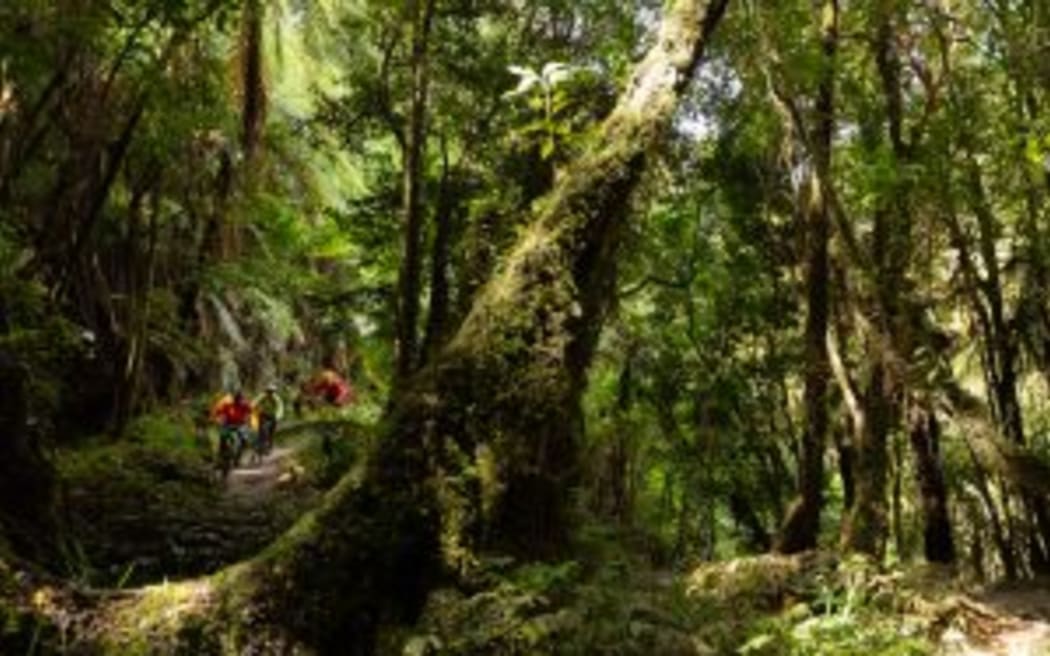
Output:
[
  {"xmin": 319, "ymin": 369, "xmax": 354, "ymax": 406},
  {"xmin": 302, "ymin": 369, "xmax": 355, "ymax": 408},
  {"xmin": 211, "ymin": 390, "xmax": 253, "ymax": 471},
  {"xmin": 212, "ymin": 390, "xmax": 253, "ymax": 427}
]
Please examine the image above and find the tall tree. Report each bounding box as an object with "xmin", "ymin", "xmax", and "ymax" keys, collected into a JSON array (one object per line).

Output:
[
  {"xmin": 775, "ymin": 0, "xmax": 838, "ymax": 554},
  {"xmin": 394, "ymin": 0, "xmax": 437, "ymax": 382},
  {"xmin": 840, "ymin": 0, "xmax": 908, "ymax": 556}
]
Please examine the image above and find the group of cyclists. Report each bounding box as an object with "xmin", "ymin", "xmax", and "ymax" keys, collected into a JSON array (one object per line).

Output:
[{"xmin": 207, "ymin": 368, "xmax": 355, "ymax": 479}]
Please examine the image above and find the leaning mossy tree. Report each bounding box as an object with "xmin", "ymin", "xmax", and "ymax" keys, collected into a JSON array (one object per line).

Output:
[{"xmin": 23, "ymin": 1, "xmax": 733, "ymax": 653}]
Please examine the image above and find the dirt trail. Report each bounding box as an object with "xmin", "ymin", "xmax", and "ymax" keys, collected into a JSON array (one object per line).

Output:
[
  {"xmin": 59, "ymin": 422, "xmax": 346, "ymax": 586},
  {"xmin": 225, "ymin": 437, "xmax": 308, "ymax": 498},
  {"xmin": 941, "ymin": 584, "xmax": 1050, "ymax": 655},
  {"xmin": 223, "ymin": 418, "xmax": 350, "ymax": 497}
]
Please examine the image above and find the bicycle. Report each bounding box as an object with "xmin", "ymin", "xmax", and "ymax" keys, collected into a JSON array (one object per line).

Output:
[
  {"xmin": 257, "ymin": 414, "xmax": 278, "ymax": 458},
  {"xmin": 216, "ymin": 424, "xmax": 248, "ymax": 479}
]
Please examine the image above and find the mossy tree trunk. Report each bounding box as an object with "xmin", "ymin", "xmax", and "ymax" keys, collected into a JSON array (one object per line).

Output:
[
  {"xmin": 840, "ymin": 1, "xmax": 908, "ymax": 557},
  {"xmin": 774, "ymin": 0, "xmax": 838, "ymax": 554},
  {"xmin": 88, "ymin": 1, "xmax": 733, "ymax": 653},
  {"xmin": 909, "ymin": 406, "xmax": 954, "ymax": 564},
  {"xmin": 420, "ymin": 139, "xmax": 456, "ymax": 364}
]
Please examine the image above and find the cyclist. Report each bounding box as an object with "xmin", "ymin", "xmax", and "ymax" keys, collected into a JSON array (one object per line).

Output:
[
  {"xmin": 211, "ymin": 390, "xmax": 253, "ymax": 475},
  {"xmin": 253, "ymin": 383, "xmax": 284, "ymax": 456},
  {"xmin": 312, "ymin": 368, "xmax": 355, "ymax": 407},
  {"xmin": 298, "ymin": 367, "xmax": 356, "ymax": 459}
]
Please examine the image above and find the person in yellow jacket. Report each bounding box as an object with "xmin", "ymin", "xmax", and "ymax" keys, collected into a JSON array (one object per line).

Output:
[{"xmin": 253, "ymin": 383, "xmax": 284, "ymax": 455}]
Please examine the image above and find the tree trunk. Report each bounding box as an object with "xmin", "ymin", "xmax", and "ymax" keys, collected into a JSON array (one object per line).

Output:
[
  {"xmin": 394, "ymin": 0, "xmax": 436, "ymax": 383},
  {"xmin": 967, "ymin": 160, "xmax": 1050, "ymax": 571},
  {"xmin": 729, "ymin": 492, "xmax": 772, "ymax": 552},
  {"xmin": 240, "ymin": 0, "xmax": 266, "ymax": 163},
  {"xmin": 957, "ymin": 403, "xmax": 1018, "ymax": 579},
  {"xmin": 110, "ymin": 172, "xmax": 160, "ymax": 435},
  {"xmin": 843, "ymin": 358, "xmax": 892, "ymax": 555},
  {"xmin": 421, "ymin": 138, "xmax": 456, "ymax": 364},
  {"xmin": 909, "ymin": 406, "xmax": 954, "ymax": 563},
  {"xmin": 892, "ymin": 428, "xmax": 906, "ymax": 558},
  {"xmin": 827, "ymin": 325, "xmax": 861, "ymax": 511},
  {"xmin": 840, "ymin": 3, "xmax": 908, "ymax": 556},
  {"xmin": 775, "ymin": 0, "xmax": 837, "ymax": 554},
  {"xmin": 81, "ymin": 1, "xmax": 733, "ymax": 653},
  {"xmin": 833, "ymin": 425, "xmax": 854, "ymax": 509}
]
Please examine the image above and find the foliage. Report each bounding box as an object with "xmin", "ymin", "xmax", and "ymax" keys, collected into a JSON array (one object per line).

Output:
[
  {"xmin": 400, "ymin": 543, "xmax": 705, "ymax": 656},
  {"xmin": 688, "ymin": 555, "xmax": 936, "ymax": 655},
  {"xmin": 8, "ymin": 0, "xmax": 1050, "ymax": 651}
]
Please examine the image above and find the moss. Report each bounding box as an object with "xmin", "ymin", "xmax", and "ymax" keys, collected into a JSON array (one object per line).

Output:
[
  {"xmin": 57, "ymin": 422, "xmax": 351, "ymax": 588},
  {"xmin": 101, "ymin": 580, "xmax": 217, "ymax": 654}
]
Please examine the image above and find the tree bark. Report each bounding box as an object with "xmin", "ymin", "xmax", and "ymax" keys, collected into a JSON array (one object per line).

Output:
[
  {"xmin": 394, "ymin": 0, "xmax": 437, "ymax": 383},
  {"xmin": 421, "ymin": 138, "xmax": 456, "ymax": 364},
  {"xmin": 775, "ymin": 0, "xmax": 837, "ymax": 554},
  {"xmin": 840, "ymin": 2, "xmax": 908, "ymax": 556},
  {"xmin": 240, "ymin": 0, "xmax": 266, "ymax": 163},
  {"xmin": 909, "ymin": 406, "xmax": 955, "ymax": 564}
]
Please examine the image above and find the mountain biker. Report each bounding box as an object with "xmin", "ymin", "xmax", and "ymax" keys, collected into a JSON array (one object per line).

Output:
[
  {"xmin": 211, "ymin": 390, "xmax": 253, "ymax": 467},
  {"xmin": 299, "ymin": 368, "xmax": 355, "ymax": 459},
  {"xmin": 314, "ymin": 368, "xmax": 355, "ymax": 407},
  {"xmin": 253, "ymin": 383, "xmax": 284, "ymax": 455}
]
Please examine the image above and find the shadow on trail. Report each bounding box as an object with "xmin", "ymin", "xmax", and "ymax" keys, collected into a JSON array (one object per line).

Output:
[
  {"xmin": 222, "ymin": 419, "xmax": 367, "ymax": 494},
  {"xmin": 225, "ymin": 442, "xmax": 303, "ymax": 497},
  {"xmin": 60, "ymin": 418, "xmax": 369, "ymax": 588}
]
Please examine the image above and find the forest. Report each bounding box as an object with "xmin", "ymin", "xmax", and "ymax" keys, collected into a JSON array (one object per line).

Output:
[{"xmin": 3, "ymin": 0, "xmax": 1050, "ymax": 653}]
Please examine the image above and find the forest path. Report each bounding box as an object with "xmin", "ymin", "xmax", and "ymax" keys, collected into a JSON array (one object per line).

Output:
[
  {"xmin": 59, "ymin": 418, "xmax": 362, "ymax": 586},
  {"xmin": 223, "ymin": 418, "xmax": 353, "ymax": 497},
  {"xmin": 224, "ymin": 435, "xmax": 308, "ymax": 498},
  {"xmin": 941, "ymin": 584, "xmax": 1050, "ymax": 655}
]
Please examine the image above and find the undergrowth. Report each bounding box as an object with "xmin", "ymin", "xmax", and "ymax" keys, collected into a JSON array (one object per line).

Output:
[
  {"xmin": 396, "ymin": 536, "xmax": 946, "ymax": 655},
  {"xmin": 54, "ymin": 411, "xmax": 341, "ymax": 588},
  {"xmin": 701, "ymin": 555, "xmax": 933, "ymax": 655}
]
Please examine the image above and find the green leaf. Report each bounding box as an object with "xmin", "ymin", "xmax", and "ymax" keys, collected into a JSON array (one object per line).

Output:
[
  {"xmin": 540, "ymin": 137, "xmax": 556, "ymax": 160},
  {"xmin": 738, "ymin": 633, "xmax": 776, "ymax": 654},
  {"xmin": 505, "ymin": 65, "xmax": 541, "ymax": 98}
]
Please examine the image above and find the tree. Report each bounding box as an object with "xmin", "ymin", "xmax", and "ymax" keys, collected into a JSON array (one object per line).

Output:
[
  {"xmin": 774, "ymin": 0, "xmax": 839, "ymax": 554},
  {"xmin": 394, "ymin": 0, "xmax": 437, "ymax": 383}
]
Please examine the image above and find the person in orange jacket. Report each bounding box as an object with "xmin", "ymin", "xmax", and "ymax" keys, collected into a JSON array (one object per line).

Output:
[{"xmin": 211, "ymin": 390, "xmax": 254, "ymax": 467}]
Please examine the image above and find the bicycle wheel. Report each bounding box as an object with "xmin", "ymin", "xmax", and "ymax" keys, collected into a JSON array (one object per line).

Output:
[{"xmin": 216, "ymin": 435, "xmax": 233, "ymax": 480}]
